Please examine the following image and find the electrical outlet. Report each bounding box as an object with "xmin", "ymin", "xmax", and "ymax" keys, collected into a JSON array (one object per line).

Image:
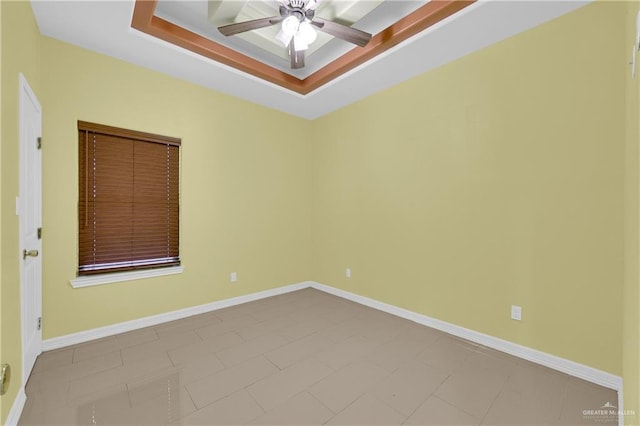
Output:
[
  {"xmin": 511, "ymin": 305, "xmax": 522, "ymax": 321},
  {"xmin": 230, "ymin": 272, "xmax": 237, "ymax": 283},
  {"xmin": 346, "ymin": 268, "xmax": 351, "ymax": 278}
]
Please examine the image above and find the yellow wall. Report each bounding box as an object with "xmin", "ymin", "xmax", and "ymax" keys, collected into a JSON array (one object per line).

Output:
[
  {"xmin": 1, "ymin": 1, "xmax": 41, "ymax": 423},
  {"xmin": 2, "ymin": 0, "xmax": 639, "ymax": 423},
  {"xmin": 39, "ymin": 37, "xmax": 312, "ymax": 336},
  {"xmin": 311, "ymin": 1, "xmax": 626, "ymax": 376},
  {"xmin": 624, "ymin": 2, "xmax": 640, "ymax": 423}
]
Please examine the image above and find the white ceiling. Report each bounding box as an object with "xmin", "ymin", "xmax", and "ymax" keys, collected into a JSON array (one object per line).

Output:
[{"xmin": 30, "ymin": 0, "xmax": 590, "ymax": 120}]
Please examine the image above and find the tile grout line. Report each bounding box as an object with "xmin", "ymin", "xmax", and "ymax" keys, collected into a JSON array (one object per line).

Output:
[
  {"xmin": 477, "ymin": 376, "xmax": 509, "ymax": 425},
  {"xmin": 244, "ymin": 385, "xmax": 268, "ymax": 420}
]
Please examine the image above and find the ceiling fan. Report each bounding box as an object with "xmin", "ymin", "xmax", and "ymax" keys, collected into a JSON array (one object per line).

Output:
[{"xmin": 217, "ymin": 0, "xmax": 373, "ymax": 69}]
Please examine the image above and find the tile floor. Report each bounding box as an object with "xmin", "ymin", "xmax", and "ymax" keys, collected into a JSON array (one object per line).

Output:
[{"xmin": 19, "ymin": 288, "xmax": 618, "ymax": 425}]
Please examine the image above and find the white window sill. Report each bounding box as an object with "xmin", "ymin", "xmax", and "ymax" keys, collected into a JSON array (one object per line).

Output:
[{"xmin": 70, "ymin": 266, "xmax": 184, "ymax": 288}]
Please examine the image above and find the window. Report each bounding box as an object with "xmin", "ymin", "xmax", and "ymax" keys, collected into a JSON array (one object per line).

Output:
[{"xmin": 78, "ymin": 121, "xmax": 180, "ymax": 275}]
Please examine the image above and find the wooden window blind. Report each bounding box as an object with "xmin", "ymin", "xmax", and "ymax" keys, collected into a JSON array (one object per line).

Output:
[{"xmin": 78, "ymin": 121, "xmax": 180, "ymax": 275}]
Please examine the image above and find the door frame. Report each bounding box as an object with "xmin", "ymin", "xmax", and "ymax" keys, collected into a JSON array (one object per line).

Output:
[{"xmin": 18, "ymin": 72, "xmax": 43, "ymax": 385}]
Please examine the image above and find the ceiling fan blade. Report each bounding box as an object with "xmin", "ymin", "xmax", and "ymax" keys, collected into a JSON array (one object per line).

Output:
[
  {"xmin": 218, "ymin": 16, "xmax": 282, "ymax": 37},
  {"xmin": 311, "ymin": 17, "xmax": 371, "ymax": 47},
  {"xmin": 289, "ymin": 41, "xmax": 305, "ymax": 69}
]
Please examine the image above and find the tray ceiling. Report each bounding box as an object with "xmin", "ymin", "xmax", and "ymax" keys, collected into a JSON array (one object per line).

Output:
[
  {"xmin": 30, "ymin": 0, "xmax": 591, "ymax": 119},
  {"xmin": 131, "ymin": 0, "xmax": 473, "ymax": 94}
]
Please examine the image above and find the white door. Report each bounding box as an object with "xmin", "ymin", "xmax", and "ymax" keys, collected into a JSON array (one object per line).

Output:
[{"xmin": 19, "ymin": 73, "xmax": 42, "ymax": 384}]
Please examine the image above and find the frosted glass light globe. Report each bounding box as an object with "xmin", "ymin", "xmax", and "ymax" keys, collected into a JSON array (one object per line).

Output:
[
  {"xmin": 297, "ymin": 21, "xmax": 317, "ymax": 45},
  {"xmin": 281, "ymin": 16, "xmax": 300, "ymax": 36},
  {"xmin": 293, "ymin": 32, "xmax": 309, "ymax": 51}
]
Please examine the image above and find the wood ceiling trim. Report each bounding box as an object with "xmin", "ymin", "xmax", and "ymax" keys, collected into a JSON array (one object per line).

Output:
[
  {"xmin": 131, "ymin": 0, "xmax": 475, "ymax": 95},
  {"xmin": 302, "ymin": 0, "xmax": 474, "ymax": 94}
]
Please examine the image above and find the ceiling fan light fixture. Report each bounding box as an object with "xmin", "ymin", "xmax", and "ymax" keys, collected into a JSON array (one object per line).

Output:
[
  {"xmin": 293, "ymin": 33, "xmax": 309, "ymax": 52},
  {"xmin": 297, "ymin": 21, "xmax": 317, "ymax": 45},
  {"xmin": 281, "ymin": 15, "xmax": 300, "ymax": 36},
  {"xmin": 276, "ymin": 28, "xmax": 294, "ymax": 47},
  {"xmin": 216, "ymin": 0, "xmax": 373, "ymax": 69}
]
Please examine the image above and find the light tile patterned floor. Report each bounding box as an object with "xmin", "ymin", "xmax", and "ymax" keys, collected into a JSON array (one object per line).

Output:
[{"xmin": 19, "ymin": 288, "xmax": 618, "ymax": 425}]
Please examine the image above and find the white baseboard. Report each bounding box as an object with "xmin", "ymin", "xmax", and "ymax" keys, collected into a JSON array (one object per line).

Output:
[
  {"xmin": 309, "ymin": 281, "xmax": 623, "ymax": 392},
  {"xmin": 43, "ymin": 281, "xmax": 310, "ymax": 350},
  {"xmin": 5, "ymin": 389, "xmax": 26, "ymax": 426},
  {"xmin": 617, "ymin": 387, "xmax": 624, "ymax": 426}
]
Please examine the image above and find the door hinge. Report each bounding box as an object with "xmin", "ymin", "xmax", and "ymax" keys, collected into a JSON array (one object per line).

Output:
[
  {"xmin": 37, "ymin": 317, "xmax": 42, "ymax": 331},
  {"xmin": 37, "ymin": 227, "xmax": 42, "ymax": 240},
  {"xmin": 37, "ymin": 137, "xmax": 42, "ymax": 150}
]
